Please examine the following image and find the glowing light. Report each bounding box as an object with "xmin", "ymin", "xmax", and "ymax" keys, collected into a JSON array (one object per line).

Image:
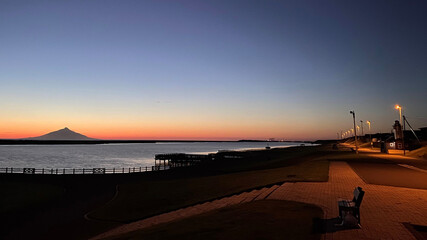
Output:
[{"xmin": 395, "ymin": 104, "xmax": 403, "ymax": 123}]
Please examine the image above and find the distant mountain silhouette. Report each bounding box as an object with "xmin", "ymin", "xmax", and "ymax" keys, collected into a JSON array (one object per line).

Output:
[{"xmin": 27, "ymin": 127, "xmax": 95, "ymax": 140}]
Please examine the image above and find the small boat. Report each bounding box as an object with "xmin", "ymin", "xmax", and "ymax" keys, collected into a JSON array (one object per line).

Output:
[{"xmin": 265, "ymin": 144, "xmax": 271, "ymax": 150}]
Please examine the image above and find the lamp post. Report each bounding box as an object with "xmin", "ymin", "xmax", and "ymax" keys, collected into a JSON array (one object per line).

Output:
[
  {"xmin": 360, "ymin": 120, "xmax": 364, "ymax": 136},
  {"xmin": 395, "ymin": 105, "xmax": 402, "ymax": 124},
  {"xmin": 367, "ymin": 120, "xmax": 372, "ymax": 148},
  {"xmin": 395, "ymin": 105, "xmax": 404, "ymax": 154},
  {"xmin": 403, "ymin": 115, "xmax": 406, "ymax": 156},
  {"xmin": 350, "ymin": 111, "xmax": 358, "ymax": 153}
]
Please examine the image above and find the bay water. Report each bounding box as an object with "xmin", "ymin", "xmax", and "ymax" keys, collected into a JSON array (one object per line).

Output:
[{"xmin": 0, "ymin": 142, "xmax": 312, "ymax": 169}]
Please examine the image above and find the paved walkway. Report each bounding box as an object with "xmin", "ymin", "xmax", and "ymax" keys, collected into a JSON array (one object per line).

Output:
[
  {"xmin": 269, "ymin": 161, "xmax": 427, "ymax": 240},
  {"xmin": 92, "ymin": 161, "xmax": 427, "ymax": 240}
]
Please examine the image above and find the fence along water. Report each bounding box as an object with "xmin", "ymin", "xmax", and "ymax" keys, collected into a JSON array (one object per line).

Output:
[
  {"xmin": 0, "ymin": 153, "xmax": 216, "ymax": 175},
  {"xmin": 0, "ymin": 166, "xmax": 168, "ymax": 175},
  {"xmin": 0, "ymin": 152, "xmax": 245, "ymax": 175}
]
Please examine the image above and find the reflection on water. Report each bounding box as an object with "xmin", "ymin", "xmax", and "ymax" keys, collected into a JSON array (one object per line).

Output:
[{"xmin": 0, "ymin": 142, "xmax": 313, "ymax": 169}]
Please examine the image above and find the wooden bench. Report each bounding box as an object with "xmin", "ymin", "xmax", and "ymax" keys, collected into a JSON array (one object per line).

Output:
[{"xmin": 338, "ymin": 186, "xmax": 365, "ymax": 225}]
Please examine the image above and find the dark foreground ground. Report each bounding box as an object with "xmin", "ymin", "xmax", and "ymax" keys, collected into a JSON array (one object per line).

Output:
[
  {"xmin": 0, "ymin": 145, "xmax": 330, "ymax": 240},
  {"xmin": 102, "ymin": 200, "xmax": 323, "ymax": 240}
]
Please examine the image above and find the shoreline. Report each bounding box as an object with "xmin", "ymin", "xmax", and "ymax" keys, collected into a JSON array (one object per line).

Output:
[
  {"xmin": 0, "ymin": 142, "xmax": 315, "ymax": 171},
  {"xmin": 0, "ymin": 144, "xmax": 317, "ymax": 174},
  {"xmin": 0, "ymin": 139, "xmax": 314, "ymax": 145}
]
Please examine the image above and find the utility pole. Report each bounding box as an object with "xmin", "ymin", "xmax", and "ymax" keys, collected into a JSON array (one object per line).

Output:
[{"xmin": 350, "ymin": 111, "xmax": 358, "ymax": 153}]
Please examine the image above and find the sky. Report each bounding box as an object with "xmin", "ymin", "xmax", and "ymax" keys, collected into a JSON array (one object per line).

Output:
[{"xmin": 1, "ymin": 0, "xmax": 427, "ymax": 140}]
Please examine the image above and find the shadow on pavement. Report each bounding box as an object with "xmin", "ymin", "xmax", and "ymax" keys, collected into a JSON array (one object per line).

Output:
[{"xmin": 313, "ymin": 217, "xmax": 360, "ymax": 233}]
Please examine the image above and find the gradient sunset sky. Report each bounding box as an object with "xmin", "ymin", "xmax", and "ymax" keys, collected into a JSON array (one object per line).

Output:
[{"xmin": 1, "ymin": 1, "xmax": 427, "ymax": 140}]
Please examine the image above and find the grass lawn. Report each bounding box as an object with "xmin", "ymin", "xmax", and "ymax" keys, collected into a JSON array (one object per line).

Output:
[
  {"xmin": 103, "ymin": 200, "xmax": 323, "ymax": 240},
  {"xmin": 348, "ymin": 162, "xmax": 427, "ymax": 190},
  {"xmin": 408, "ymin": 145, "xmax": 427, "ymax": 160},
  {"xmin": 88, "ymin": 159, "xmax": 329, "ymax": 223},
  {"xmin": 327, "ymin": 149, "xmax": 427, "ymax": 189},
  {"xmin": 0, "ymin": 181, "xmax": 64, "ymax": 215}
]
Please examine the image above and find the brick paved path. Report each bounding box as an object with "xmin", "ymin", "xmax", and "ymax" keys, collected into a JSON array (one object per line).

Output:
[
  {"xmin": 269, "ymin": 161, "xmax": 427, "ymax": 240},
  {"xmin": 92, "ymin": 161, "xmax": 427, "ymax": 240}
]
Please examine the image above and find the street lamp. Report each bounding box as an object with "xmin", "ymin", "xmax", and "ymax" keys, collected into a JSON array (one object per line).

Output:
[
  {"xmin": 367, "ymin": 120, "xmax": 372, "ymax": 148},
  {"xmin": 360, "ymin": 120, "xmax": 364, "ymax": 136},
  {"xmin": 395, "ymin": 105, "xmax": 402, "ymax": 124},
  {"xmin": 350, "ymin": 111, "xmax": 358, "ymax": 153},
  {"xmin": 395, "ymin": 105, "xmax": 405, "ymax": 155}
]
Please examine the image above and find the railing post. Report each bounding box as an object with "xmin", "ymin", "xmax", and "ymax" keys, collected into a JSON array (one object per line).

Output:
[
  {"xmin": 139, "ymin": 167, "xmax": 141, "ymax": 172},
  {"xmin": 113, "ymin": 168, "xmax": 115, "ymax": 174},
  {"xmin": 133, "ymin": 167, "xmax": 135, "ymax": 173},
  {"xmin": 146, "ymin": 166, "xmax": 148, "ymax": 172},
  {"xmin": 42, "ymin": 168, "xmax": 44, "ymax": 174},
  {"xmin": 122, "ymin": 168, "xmax": 124, "ymax": 173},
  {"xmin": 63, "ymin": 169, "xmax": 65, "ymax": 174},
  {"xmin": 51, "ymin": 169, "xmax": 53, "ymax": 174},
  {"xmin": 11, "ymin": 167, "xmax": 13, "ymax": 173},
  {"xmin": 128, "ymin": 168, "xmax": 130, "ymax": 173},
  {"xmin": 6, "ymin": 168, "xmax": 8, "ymax": 173},
  {"xmin": 83, "ymin": 169, "xmax": 85, "ymax": 174},
  {"xmin": 73, "ymin": 169, "xmax": 75, "ymax": 174}
]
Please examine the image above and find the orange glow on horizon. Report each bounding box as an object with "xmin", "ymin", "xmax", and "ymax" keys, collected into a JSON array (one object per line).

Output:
[
  {"xmin": 0, "ymin": 112, "xmax": 342, "ymax": 141},
  {"xmin": 0, "ymin": 123, "xmax": 327, "ymax": 141}
]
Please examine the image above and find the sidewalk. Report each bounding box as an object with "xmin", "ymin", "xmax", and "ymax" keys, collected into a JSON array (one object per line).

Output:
[
  {"xmin": 92, "ymin": 161, "xmax": 427, "ymax": 240},
  {"xmin": 269, "ymin": 161, "xmax": 427, "ymax": 240}
]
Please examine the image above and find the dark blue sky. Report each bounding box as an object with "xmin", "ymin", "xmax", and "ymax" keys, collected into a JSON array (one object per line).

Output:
[{"xmin": 1, "ymin": 0, "xmax": 426, "ymax": 139}]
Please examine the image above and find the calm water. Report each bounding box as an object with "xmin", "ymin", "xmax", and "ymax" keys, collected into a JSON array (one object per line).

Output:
[{"xmin": 0, "ymin": 142, "xmax": 312, "ymax": 169}]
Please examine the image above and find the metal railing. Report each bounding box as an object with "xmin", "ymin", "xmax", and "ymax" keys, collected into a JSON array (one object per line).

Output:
[
  {"xmin": 0, "ymin": 153, "xmax": 220, "ymax": 175},
  {"xmin": 0, "ymin": 165, "xmax": 169, "ymax": 175}
]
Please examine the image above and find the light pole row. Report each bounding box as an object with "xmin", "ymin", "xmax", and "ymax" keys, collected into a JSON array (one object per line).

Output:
[{"xmin": 341, "ymin": 104, "xmax": 405, "ymax": 155}]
